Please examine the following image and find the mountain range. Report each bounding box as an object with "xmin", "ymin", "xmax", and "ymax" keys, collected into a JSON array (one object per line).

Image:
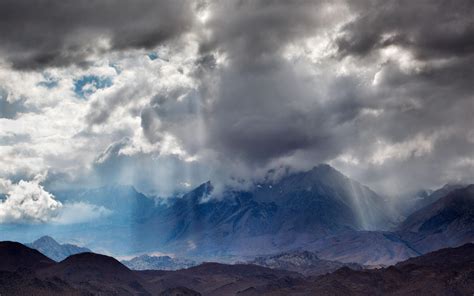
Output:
[
  {"xmin": 0, "ymin": 241, "xmax": 472, "ymax": 295},
  {"xmin": 11, "ymin": 164, "xmax": 472, "ymax": 267},
  {"xmin": 1, "ymin": 163, "xmax": 473, "ymax": 294}
]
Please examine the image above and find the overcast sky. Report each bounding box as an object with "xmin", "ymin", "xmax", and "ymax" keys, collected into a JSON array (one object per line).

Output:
[{"xmin": 0, "ymin": 0, "xmax": 473, "ymax": 205}]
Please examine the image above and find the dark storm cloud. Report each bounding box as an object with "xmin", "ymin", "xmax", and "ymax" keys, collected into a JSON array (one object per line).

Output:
[
  {"xmin": 336, "ymin": 0, "xmax": 474, "ymax": 60},
  {"xmin": 199, "ymin": 0, "xmax": 331, "ymax": 66},
  {"xmin": 191, "ymin": 0, "xmax": 357, "ymax": 165},
  {"xmin": 170, "ymin": 0, "xmax": 472, "ymax": 192},
  {"xmin": 0, "ymin": 0, "xmax": 195, "ymax": 69},
  {"xmin": 203, "ymin": 64, "xmax": 359, "ymax": 164}
]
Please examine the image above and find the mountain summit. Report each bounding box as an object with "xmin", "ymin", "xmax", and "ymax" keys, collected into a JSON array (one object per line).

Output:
[
  {"xmin": 27, "ymin": 236, "xmax": 91, "ymax": 261},
  {"xmin": 139, "ymin": 164, "xmax": 393, "ymax": 257}
]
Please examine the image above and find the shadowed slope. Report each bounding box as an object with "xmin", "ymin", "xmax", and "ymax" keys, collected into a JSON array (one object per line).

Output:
[
  {"xmin": 42, "ymin": 252, "xmax": 151, "ymax": 295},
  {"xmin": 0, "ymin": 241, "xmax": 55, "ymax": 272},
  {"xmin": 399, "ymin": 184, "xmax": 474, "ymax": 253}
]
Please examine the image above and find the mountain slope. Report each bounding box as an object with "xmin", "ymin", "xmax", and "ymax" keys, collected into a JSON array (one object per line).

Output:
[
  {"xmin": 0, "ymin": 241, "xmax": 55, "ymax": 272},
  {"xmin": 412, "ymin": 184, "xmax": 466, "ymax": 213},
  {"xmin": 141, "ymin": 165, "xmax": 393, "ymax": 257},
  {"xmin": 41, "ymin": 252, "xmax": 152, "ymax": 295},
  {"xmin": 0, "ymin": 242, "xmax": 83, "ymax": 295},
  {"xmin": 399, "ymin": 184, "xmax": 474, "ymax": 253},
  {"xmin": 253, "ymin": 164, "xmax": 393, "ymax": 231},
  {"xmin": 27, "ymin": 236, "xmax": 91, "ymax": 261},
  {"xmin": 307, "ymin": 230, "xmax": 420, "ymax": 266}
]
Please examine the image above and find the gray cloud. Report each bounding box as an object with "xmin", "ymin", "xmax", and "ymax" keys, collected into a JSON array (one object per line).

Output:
[
  {"xmin": 336, "ymin": 0, "xmax": 474, "ymax": 59},
  {"xmin": 0, "ymin": 0, "xmax": 472, "ymax": 197},
  {"xmin": 190, "ymin": 1, "xmax": 354, "ymax": 165},
  {"xmin": 199, "ymin": 1, "xmax": 336, "ymax": 65},
  {"xmin": 185, "ymin": 0, "xmax": 473, "ymax": 192},
  {"xmin": 0, "ymin": 0, "xmax": 195, "ymax": 69}
]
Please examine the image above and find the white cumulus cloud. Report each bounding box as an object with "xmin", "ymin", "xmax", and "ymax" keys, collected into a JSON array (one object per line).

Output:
[{"xmin": 0, "ymin": 176, "xmax": 110, "ymax": 224}]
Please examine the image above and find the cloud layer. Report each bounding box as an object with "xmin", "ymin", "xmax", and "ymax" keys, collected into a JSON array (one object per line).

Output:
[
  {"xmin": 0, "ymin": 0, "xmax": 472, "ymax": 200},
  {"xmin": 0, "ymin": 0, "xmax": 195, "ymax": 69}
]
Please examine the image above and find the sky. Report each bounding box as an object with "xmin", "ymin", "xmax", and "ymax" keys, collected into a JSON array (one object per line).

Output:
[{"xmin": 0, "ymin": 0, "xmax": 473, "ymax": 222}]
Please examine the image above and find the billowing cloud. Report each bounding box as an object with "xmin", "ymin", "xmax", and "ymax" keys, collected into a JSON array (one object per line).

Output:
[
  {"xmin": 0, "ymin": 176, "xmax": 62, "ymax": 223},
  {"xmin": 0, "ymin": 176, "xmax": 110, "ymax": 224}
]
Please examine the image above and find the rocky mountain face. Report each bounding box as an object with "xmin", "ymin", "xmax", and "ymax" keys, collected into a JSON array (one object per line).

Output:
[
  {"xmin": 154, "ymin": 180, "xmax": 473, "ymax": 263},
  {"xmin": 26, "ymin": 236, "xmax": 91, "ymax": 261},
  {"xmin": 0, "ymin": 241, "xmax": 472, "ymax": 296},
  {"xmin": 248, "ymin": 250, "xmax": 362, "ymax": 276},
  {"xmin": 398, "ymin": 184, "xmax": 474, "ymax": 253},
  {"xmin": 138, "ymin": 165, "xmax": 394, "ymax": 257},
  {"xmin": 122, "ymin": 254, "xmax": 197, "ymax": 271},
  {"xmin": 252, "ymin": 164, "xmax": 393, "ymax": 231}
]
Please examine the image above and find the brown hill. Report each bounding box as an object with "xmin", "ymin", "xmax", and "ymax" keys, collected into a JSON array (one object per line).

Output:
[
  {"xmin": 0, "ymin": 241, "xmax": 55, "ymax": 272},
  {"xmin": 0, "ymin": 241, "xmax": 473, "ymax": 295}
]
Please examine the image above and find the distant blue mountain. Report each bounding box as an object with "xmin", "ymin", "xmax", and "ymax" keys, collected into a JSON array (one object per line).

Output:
[{"xmin": 27, "ymin": 236, "xmax": 91, "ymax": 261}]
